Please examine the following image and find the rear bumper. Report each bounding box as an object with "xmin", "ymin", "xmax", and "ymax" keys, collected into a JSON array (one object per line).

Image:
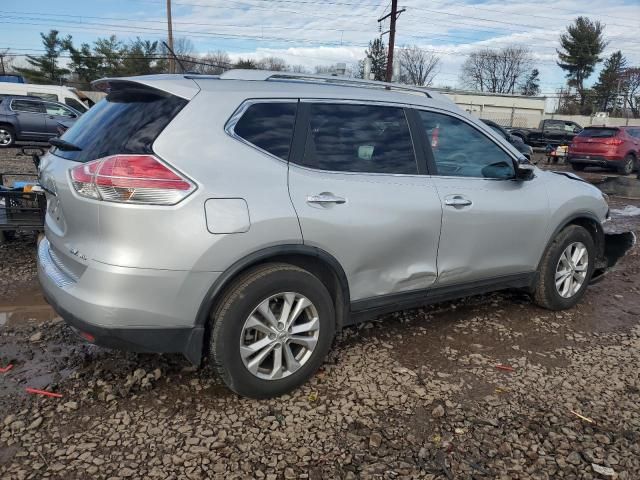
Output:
[
  {"xmin": 568, "ymin": 155, "xmax": 623, "ymax": 167},
  {"xmin": 37, "ymin": 238, "xmax": 220, "ymax": 364}
]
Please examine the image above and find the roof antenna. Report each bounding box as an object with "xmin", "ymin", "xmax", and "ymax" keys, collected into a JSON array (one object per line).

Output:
[{"xmin": 162, "ymin": 41, "xmax": 186, "ymax": 73}]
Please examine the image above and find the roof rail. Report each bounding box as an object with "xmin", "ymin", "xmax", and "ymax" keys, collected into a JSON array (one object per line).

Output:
[{"xmin": 218, "ymin": 69, "xmax": 431, "ymax": 97}]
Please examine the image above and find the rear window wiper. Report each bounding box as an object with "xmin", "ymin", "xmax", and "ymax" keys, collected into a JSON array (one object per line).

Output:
[{"xmin": 49, "ymin": 137, "xmax": 82, "ymax": 151}]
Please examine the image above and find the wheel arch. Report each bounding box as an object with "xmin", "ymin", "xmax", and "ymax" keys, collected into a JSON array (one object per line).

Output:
[
  {"xmin": 538, "ymin": 213, "xmax": 605, "ymax": 271},
  {"xmin": 195, "ymin": 244, "xmax": 351, "ymax": 336}
]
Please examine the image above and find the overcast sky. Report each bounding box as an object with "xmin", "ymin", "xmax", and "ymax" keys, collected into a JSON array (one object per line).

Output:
[{"xmin": 2, "ymin": 0, "xmax": 639, "ymax": 94}]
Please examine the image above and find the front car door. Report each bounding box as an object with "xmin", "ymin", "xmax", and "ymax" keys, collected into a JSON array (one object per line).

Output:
[
  {"xmin": 9, "ymin": 99, "xmax": 48, "ymax": 140},
  {"xmin": 288, "ymin": 101, "xmax": 443, "ymax": 304},
  {"xmin": 43, "ymin": 102, "xmax": 78, "ymax": 135},
  {"xmin": 416, "ymin": 108, "xmax": 550, "ymax": 287}
]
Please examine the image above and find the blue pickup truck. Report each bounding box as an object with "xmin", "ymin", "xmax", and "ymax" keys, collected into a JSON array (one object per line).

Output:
[{"xmin": 0, "ymin": 95, "xmax": 81, "ymax": 148}]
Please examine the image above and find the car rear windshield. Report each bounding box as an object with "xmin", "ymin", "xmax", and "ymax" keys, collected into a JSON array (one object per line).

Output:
[
  {"xmin": 577, "ymin": 128, "xmax": 619, "ymax": 138},
  {"xmin": 54, "ymin": 87, "xmax": 187, "ymax": 162}
]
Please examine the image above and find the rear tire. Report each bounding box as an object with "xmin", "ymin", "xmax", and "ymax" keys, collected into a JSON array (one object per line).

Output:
[
  {"xmin": 618, "ymin": 155, "xmax": 634, "ymax": 175},
  {"xmin": 0, "ymin": 125, "xmax": 15, "ymax": 148},
  {"xmin": 209, "ymin": 263, "xmax": 335, "ymax": 398},
  {"xmin": 533, "ymin": 225, "xmax": 595, "ymax": 311},
  {"xmin": 571, "ymin": 163, "xmax": 586, "ymax": 171}
]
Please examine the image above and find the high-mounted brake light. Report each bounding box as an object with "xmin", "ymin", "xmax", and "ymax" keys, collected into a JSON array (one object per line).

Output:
[{"xmin": 70, "ymin": 154, "xmax": 195, "ymax": 205}]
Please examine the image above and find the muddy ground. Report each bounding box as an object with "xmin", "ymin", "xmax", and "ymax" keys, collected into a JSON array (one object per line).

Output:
[{"xmin": 1, "ymin": 146, "xmax": 639, "ymax": 479}]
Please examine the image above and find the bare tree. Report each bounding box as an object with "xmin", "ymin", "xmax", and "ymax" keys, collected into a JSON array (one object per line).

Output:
[
  {"xmin": 256, "ymin": 56, "xmax": 288, "ymax": 71},
  {"xmin": 397, "ymin": 45, "xmax": 440, "ymax": 86},
  {"xmin": 314, "ymin": 63, "xmax": 358, "ymax": 77},
  {"xmin": 623, "ymin": 67, "xmax": 640, "ymax": 117},
  {"xmin": 196, "ymin": 50, "xmax": 231, "ymax": 74},
  {"xmin": 0, "ymin": 49, "xmax": 16, "ymax": 75},
  {"xmin": 460, "ymin": 47, "xmax": 533, "ymax": 94}
]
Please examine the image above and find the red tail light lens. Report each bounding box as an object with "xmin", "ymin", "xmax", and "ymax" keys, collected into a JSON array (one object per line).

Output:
[
  {"xmin": 604, "ymin": 138, "xmax": 623, "ymax": 146},
  {"xmin": 70, "ymin": 155, "xmax": 195, "ymax": 205}
]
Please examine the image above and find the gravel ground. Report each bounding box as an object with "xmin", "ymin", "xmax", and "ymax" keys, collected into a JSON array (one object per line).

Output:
[{"xmin": 1, "ymin": 146, "xmax": 639, "ymax": 479}]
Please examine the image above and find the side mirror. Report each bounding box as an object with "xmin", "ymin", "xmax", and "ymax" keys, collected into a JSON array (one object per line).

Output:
[{"xmin": 515, "ymin": 158, "xmax": 535, "ymax": 181}]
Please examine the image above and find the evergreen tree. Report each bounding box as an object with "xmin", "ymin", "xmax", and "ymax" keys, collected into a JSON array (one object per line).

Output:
[
  {"xmin": 593, "ymin": 51, "xmax": 627, "ymax": 112},
  {"xmin": 364, "ymin": 38, "xmax": 387, "ymax": 81},
  {"xmin": 520, "ymin": 69, "xmax": 540, "ymax": 96},
  {"xmin": 557, "ymin": 17, "xmax": 606, "ymax": 110},
  {"xmin": 14, "ymin": 30, "xmax": 71, "ymax": 84}
]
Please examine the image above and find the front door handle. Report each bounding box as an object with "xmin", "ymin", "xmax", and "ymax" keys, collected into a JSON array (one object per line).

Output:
[
  {"xmin": 306, "ymin": 193, "xmax": 346, "ymax": 205},
  {"xmin": 444, "ymin": 195, "xmax": 472, "ymax": 207}
]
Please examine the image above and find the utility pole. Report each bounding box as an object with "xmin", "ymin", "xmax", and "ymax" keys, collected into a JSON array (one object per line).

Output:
[
  {"xmin": 166, "ymin": 0, "xmax": 175, "ymax": 74},
  {"xmin": 378, "ymin": 1, "xmax": 406, "ymax": 82}
]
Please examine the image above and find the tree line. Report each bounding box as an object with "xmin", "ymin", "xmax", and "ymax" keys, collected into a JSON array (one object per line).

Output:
[{"xmin": 6, "ymin": 18, "xmax": 639, "ymax": 117}]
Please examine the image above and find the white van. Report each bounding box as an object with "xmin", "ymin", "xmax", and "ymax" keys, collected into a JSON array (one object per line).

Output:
[{"xmin": 0, "ymin": 83, "xmax": 89, "ymax": 112}]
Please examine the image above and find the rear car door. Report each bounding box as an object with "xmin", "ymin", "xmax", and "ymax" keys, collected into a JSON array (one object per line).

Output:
[
  {"xmin": 416, "ymin": 109, "xmax": 550, "ymax": 287},
  {"xmin": 43, "ymin": 102, "xmax": 78, "ymax": 136},
  {"xmin": 10, "ymin": 99, "xmax": 48, "ymax": 140},
  {"xmin": 287, "ymin": 101, "xmax": 442, "ymax": 303}
]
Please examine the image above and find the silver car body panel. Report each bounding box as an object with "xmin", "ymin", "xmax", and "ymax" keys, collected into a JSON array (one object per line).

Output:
[{"xmin": 37, "ymin": 72, "xmax": 611, "ymax": 361}]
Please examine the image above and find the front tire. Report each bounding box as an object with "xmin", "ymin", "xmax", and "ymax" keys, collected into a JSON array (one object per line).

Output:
[
  {"xmin": 210, "ymin": 263, "xmax": 335, "ymax": 398},
  {"xmin": 618, "ymin": 155, "xmax": 634, "ymax": 175},
  {"xmin": 533, "ymin": 225, "xmax": 595, "ymax": 310},
  {"xmin": 0, "ymin": 125, "xmax": 15, "ymax": 148},
  {"xmin": 571, "ymin": 163, "xmax": 586, "ymax": 171}
]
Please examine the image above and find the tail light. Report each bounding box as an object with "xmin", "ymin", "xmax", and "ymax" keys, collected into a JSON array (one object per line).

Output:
[
  {"xmin": 604, "ymin": 138, "xmax": 623, "ymax": 146},
  {"xmin": 70, "ymin": 154, "xmax": 195, "ymax": 205}
]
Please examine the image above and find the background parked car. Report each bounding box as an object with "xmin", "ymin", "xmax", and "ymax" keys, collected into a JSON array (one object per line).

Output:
[
  {"xmin": 481, "ymin": 119, "xmax": 534, "ymax": 160},
  {"xmin": 0, "ymin": 95, "xmax": 81, "ymax": 147},
  {"xmin": 568, "ymin": 126, "xmax": 640, "ymax": 174},
  {"xmin": 0, "ymin": 74, "xmax": 26, "ymax": 83},
  {"xmin": 0, "ymin": 82, "xmax": 88, "ymax": 113},
  {"xmin": 509, "ymin": 119, "xmax": 583, "ymax": 148}
]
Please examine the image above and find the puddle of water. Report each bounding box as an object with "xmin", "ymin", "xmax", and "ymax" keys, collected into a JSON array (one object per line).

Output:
[{"xmin": 594, "ymin": 176, "xmax": 640, "ymax": 199}]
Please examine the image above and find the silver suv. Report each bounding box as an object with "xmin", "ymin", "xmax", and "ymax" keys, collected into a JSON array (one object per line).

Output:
[{"xmin": 38, "ymin": 70, "xmax": 625, "ymax": 398}]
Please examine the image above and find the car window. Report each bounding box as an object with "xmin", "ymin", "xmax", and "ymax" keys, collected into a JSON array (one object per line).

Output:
[
  {"xmin": 545, "ymin": 121, "xmax": 563, "ymax": 131},
  {"xmin": 45, "ymin": 102, "xmax": 76, "ymax": 117},
  {"xmin": 234, "ymin": 102, "xmax": 297, "ymax": 161},
  {"xmin": 577, "ymin": 128, "xmax": 618, "ymax": 138},
  {"xmin": 418, "ymin": 110, "xmax": 515, "ymax": 179},
  {"xmin": 298, "ymin": 103, "xmax": 417, "ymax": 174},
  {"xmin": 11, "ymin": 100, "xmax": 45, "ymax": 114},
  {"xmin": 64, "ymin": 97, "xmax": 87, "ymax": 112},
  {"xmin": 28, "ymin": 92, "xmax": 58, "ymax": 102}
]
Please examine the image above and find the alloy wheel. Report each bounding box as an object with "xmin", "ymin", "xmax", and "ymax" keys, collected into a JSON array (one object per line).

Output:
[
  {"xmin": 0, "ymin": 128, "xmax": 12, "ymax": 146},
  {"xmin": 239, "ymin": 292, "xmax": 320, "ymax": 380},
  {"xmin": 555, "ymin": 242, "xmax": 589, "ymax": 298}
]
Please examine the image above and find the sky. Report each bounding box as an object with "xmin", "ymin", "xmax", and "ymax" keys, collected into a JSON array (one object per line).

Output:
[{"xmin": 1, "ymin": 0, "xmax": 639, "ymax": 96}]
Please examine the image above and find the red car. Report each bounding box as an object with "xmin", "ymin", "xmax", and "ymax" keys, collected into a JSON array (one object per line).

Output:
[{"xmin": 568, "ymin": 126, "xmax": 640, "ymax": 174}]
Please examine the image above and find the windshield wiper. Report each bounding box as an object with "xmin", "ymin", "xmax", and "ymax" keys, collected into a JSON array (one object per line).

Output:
[{"xmin": 49, "ymin": 137, "xmax": 82, "ymax": 151}]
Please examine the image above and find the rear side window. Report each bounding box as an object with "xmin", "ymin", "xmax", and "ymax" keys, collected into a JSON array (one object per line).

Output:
[
  {"xmin": 11, "ymin": 100, "xmax": 45, "ymax": 114},
  {"xmin": 233, "ymin": 102, "xmax": 297, "ymax": 161},
  {"xmin": 55, "ymin": 87, "xmax": 187, "ymax": 163},
  {"xmin": 298, "ymin": 103, "xmax": 417, "ymax": 174},
  {"xmin": 578, "ymin": 128, "xmax": 619, "ymax": 138},
  {"xmin": 64, "ymin": 97, "xmax": 87, "ymax": 112}
]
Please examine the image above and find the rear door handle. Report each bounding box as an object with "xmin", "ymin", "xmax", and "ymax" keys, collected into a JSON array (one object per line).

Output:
[
  {"xmin": 306, "ymin": 193, "xmax": 346, "ymax": 205},
  {"xmin": 444, "ymin": 195, "xmax": 472, "ymax": 207}
]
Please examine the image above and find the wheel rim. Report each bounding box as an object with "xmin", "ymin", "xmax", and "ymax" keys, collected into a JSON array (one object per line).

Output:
[
  {"xmin": 555, "ymin": 242, "xmax": 589, "ymax": 298},
  {"xmin": 239, "ymin": 292, "xmax": 320, "ymax": 380},
  {"xmin": 624, "ymin": 157, "xmax": 633, "ymax": 174},
  {"xmin": 0, "ymin": 128, "xmax": 12, "ymax": 146}
]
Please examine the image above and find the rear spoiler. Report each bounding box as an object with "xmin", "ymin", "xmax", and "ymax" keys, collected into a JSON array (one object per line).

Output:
[{"xmin": 92, "ymin": 75, "xmax": 201, "ymax": 100}]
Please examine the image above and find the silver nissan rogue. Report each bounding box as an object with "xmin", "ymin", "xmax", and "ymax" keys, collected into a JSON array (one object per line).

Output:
[{"xmin": 38, "ymin": 70, "xmax": 628, "ymax": 398}]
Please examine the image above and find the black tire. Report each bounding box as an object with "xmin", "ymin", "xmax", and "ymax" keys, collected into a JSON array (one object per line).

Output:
[
  {"xmin": 618, "ymin": 155, "xmax": 634, "ymax": 175},
  {"xmin": 210, "ymin": 263, "xmax": 335, "ymax": 398},
  {"xmin": 0, "ymin": 125, "xmax": 15, "ymax": 148},
  {"xmin": 533, "ymin": 225, "xmax": 596, "ymax": 310},
  {"xmin": 571, "ymin": 163, "xmax": 586, "ymax": 171}
]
